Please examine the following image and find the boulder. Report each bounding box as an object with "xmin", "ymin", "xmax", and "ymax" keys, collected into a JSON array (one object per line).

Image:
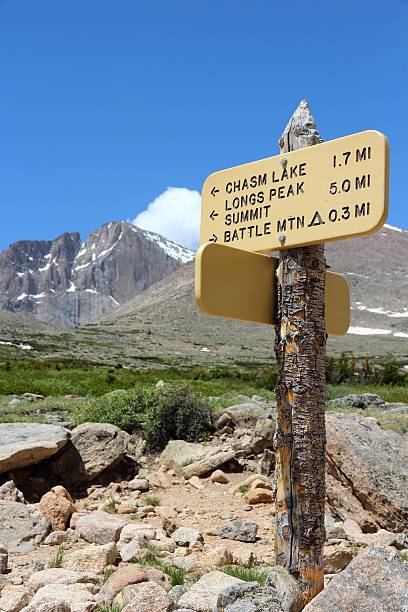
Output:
[
  {"xmin": 75, "ymin": 511, "xmax": 126, "ymax": 544},
  {"xmin": 97, "ymin": 566, "xmax": 148, "ymax": 604},
  {"xmin": 0, "ymin": 500, "xmax": 50, "ymax": 552},
  {"xmin": 304, "ymin": 545, "xmax": 408, "ymax": 611},
  {"xmin": 159, "ymin": 440, "xmax": 209, "ymax": 470},
  {"xmin": 69, "ymin": 422, "xmax": 130, "ymax": 480},
  {"xmin": 39, "ymin": 486, "xmax": 75, "ymax": 531},
  {"xmin": 325, "ymin": 413, "xmax": 408, "ymax": 532},
  {"xmin": 64, "ymin": 542, "xmax": 117, "ymax": 573},
  {"xmin": 177, "ymin": 570, "xmax": 245, "ymax": 611},
  {"xmin": 343, "ymin": 518, "xmax": 406, "ymax": 549},
  {"xmin": 219, "ymin": 521, "xmax": 258, "ymax": 543},
  {"xmin": 182, "ymin": 450, "xmax": 236, "ymax": 479},
  {"xmin": 44, "ymin": 531, "xmax": 69, "ymax": 546},
  {"xmin": 0, "ymin": 423, "xmax": 69, "ymax": 473}
]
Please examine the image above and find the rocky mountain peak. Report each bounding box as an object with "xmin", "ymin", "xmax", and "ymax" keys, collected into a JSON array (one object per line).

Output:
[{"xmin": 0, "ymin": 222, "xmax": 193, "ymax": 326}]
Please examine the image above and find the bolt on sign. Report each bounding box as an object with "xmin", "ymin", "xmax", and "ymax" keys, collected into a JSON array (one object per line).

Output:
[
  {"xmin": 201, "ymin": 130, "xmax": 389, "ymax": 252},
  {"xmin": 195, "ymin": 243, "xmax": 350, "ymax": 335}
]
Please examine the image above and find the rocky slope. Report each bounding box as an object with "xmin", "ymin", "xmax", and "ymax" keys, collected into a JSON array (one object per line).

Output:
[
  {"xmin": 0, "ymin": 222, "xmax": 193, "ymax": 327},
  {"xmin": 0, "ymin": 393, "xmax": 407, "ymax": 610}
]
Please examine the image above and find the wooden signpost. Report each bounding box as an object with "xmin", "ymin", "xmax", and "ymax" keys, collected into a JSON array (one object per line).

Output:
[{"xmin": 195, "ymin": 100, "xmax": 389, "ymax": 605}]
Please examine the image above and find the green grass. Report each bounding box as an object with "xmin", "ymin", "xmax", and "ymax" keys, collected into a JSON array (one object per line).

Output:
[
  {"xmin": 130, "ymin": 552, "xmax": 186, "ymax": 586},
  {"xmin": 326, "ymin": 384, "xmax": 408, "ymax": 404},
  {"xmin": 142, "ymin": 495, "xmax": 160, "ymax": 507},
  {"xmin": 221, "ymin": 565, "xmax": 269, "ymax": 584},
  {"xmin": 238, "ymin": 484, "xmax": 250, "ymax": 494},
  {"xmin": 96, "ymin": 605, "xmax": 124, "ymax": 612},
  {"xmin": 99, "ymin": 566, "xmax": 116, "ymax": 586},
  {"xmin": 400, "ymin": 550, "xmax": 408, "ymax": 561},
  {"xmin": 49, "ymin": 545, "xmax": 64, "ymax": 568}
]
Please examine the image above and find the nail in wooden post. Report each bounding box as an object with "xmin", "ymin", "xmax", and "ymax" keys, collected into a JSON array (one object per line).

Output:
[{"xmin": 273, "ymin": 100, "xmax": 326, "ymax": 604}]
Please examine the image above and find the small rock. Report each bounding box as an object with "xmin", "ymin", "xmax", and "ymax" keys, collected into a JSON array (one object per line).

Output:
[
  {"xmin": 120, "ymin": 580, "xmax": 172, "ymax": 611},
  {"xmin": 22, "ymin": 583, "xmax": 96, "ymax": 612},
  {"xmin": 326, "ymin": 522, "xmax": 347, "ymax": 540},
  {"xmin": 215, "ymin": 413, "xmax": 234, "ymax": 430},
  {"xmin": 44, "ymin": 531, "xmax": 69, "ymax": 547},
  {"xmin": 219, "ymin": 521, "xmax": 258, "ymax": 543},
  {"xmin": 251, "ymin": 415, "xmax": 275, "ymax": 454},
  {"xmin": 39, "ymin": 486, "xmax": 75, "ymax": 531},
  {"xmin": 244, "ymin": 487, "xmax": 273, "ymax": 505},
  {"xmin": 178, "ymin": 570, "xmax": 245, "ymax": 611},
  {"xmin": 171, "ymin": 527, "xmax": 203, "ymax": 547},
  {"xmin": 182, "ymin": 450, "xmax": 237, "ymax": 479},
  {"xmin": 0, "ymin": 585, "xmax": 30, "ymax": 611},
  {"xmin": 159, "ymin": 440, "xmax": 209, "ymax": 470},
  {"xmin": 27, "ymin": 568, "xmax": 99, "ymax": 591},
  {"xmin": 64, "ymin": 542, "xmax": 117, "ymax": 573},
  {"xmin": 128, "ymin": 478, "xmax": 150, "ymax": 492},
  {"xmin": 232, "ymin": 546, "xmax": 256, "ymax": 568},
  {"xmin": 324, "ymin": 542, "xmax": 353, "ymax": 574},
  {"xmin": 96, "ymin": 565, "xmax": 148, "ymax": 604},
  {"xmin": 0, "ymin": 481, "xmax": 25, "ymax": 503},
  {"xmin": 75, "ymin": 511, "xmax": 126, "ymax": 544},
  {"xmin": 211, "ymin": 470, "xmax": 230, "ymax": 484},
  {"xmin": 189, "ymin": 476, "xmax": 205, "ymax": 490}
]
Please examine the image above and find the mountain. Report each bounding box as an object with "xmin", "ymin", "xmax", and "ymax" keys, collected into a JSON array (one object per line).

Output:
[{"xmin": 0, "ymin": 222, "xmax": 193, "ymax": 327}]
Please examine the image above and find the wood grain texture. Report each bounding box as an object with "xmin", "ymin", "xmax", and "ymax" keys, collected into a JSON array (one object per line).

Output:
[{"xmin": 274, "ymin": 100, "xmax": 326, "ymax": 604}]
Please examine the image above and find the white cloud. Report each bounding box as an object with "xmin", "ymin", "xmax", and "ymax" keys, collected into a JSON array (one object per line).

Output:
[{"xmin": 132, "ymin": 187, "xmax": 201, "ymax": 249}]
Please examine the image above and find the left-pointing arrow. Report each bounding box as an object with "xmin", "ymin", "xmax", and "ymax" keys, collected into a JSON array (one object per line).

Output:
[
  {"xmin": 211, "ymin": 187, "xmax": 219, "ymax": 197},
  {"xmin": 210, "ymin": 210, "xmax": 218, "ymax": 221},
  {"xmin": 209, "ymin": 234, "xmax": 218, "ymax": 243}
]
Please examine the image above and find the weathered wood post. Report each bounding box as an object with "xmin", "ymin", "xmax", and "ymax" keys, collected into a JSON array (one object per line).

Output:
[{"xmin": 274, "ymin": 100, "xmax": 326, "ymax": 604}]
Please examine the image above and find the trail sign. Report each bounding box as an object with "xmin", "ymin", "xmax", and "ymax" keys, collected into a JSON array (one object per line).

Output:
[
  {"xmin": 201, "ymin": 130, "xmax": 389, "ymax": 252},
  {"xmin": 195, "ymin": 242, "xmax": 350, "ymax": 335}
]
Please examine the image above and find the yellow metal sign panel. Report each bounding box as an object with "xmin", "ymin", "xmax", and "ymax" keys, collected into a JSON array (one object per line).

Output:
[
  {"xmin": 195, "ymin": 243, "xmax": 350, "ymax": 336},
  {"xmin": 201, "ymin": 130, "xmax": 389, "ymax": 252}
]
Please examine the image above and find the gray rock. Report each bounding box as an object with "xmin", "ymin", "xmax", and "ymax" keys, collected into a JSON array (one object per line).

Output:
[
  {"xmin": 304, "ymin": 545, "xmax": 408, "ymax": 611},
  {"xmin": 329, "ymin": 393, "xmax": 385, "ymax": 409},
  {"xmin": 75, "ymin": 511, "xmax": 126, "ymax": 544},
  {"xmin": 178, "ymin": 570, "xmax": 245, "ymax": 611},
  {"xmin": 226, "ymin": 403, "xmax": 269, "ymax": 422},
  {"xmin": 182, "ymin": 450, "xmax": 236, "ymax": 479},
  {"xmin": 159, "ymin": 440, "xmax": 209, "ymax": 470},
  {"xmin": 326, "ymin": 412, "xmax": 408, "ymax": 532},
  {"xmin": 8, "ymin": 398, "xmax": 21, "ymax": 407},
  {"xmin": 251, "ymin": 415, "xmax": 275, "ymax": 454},
  {"xmin": 21, "ymin": 583, "xmax": 96, "ymax": 611},
  {"xmin": 219, "ymin": 521, "xmax": 258, "ymax": 543},
  {"xmin": 259, "ymin": 449, "xmax": 275, "ymax": 476},
  {"xmin": 265, "ymin": 565, "xmax": 303, "ymax": 612},
  {"xmin": 215, "ymin": 582, "xmax": 259, "ymax": 609},
  {"xmin": 171, "ymin": 527, "xmax": 203, "ymax": 547},
  {"xmin": 169, "ymin": 585, "xmax": 189, "ymax": 604},
  {"xmin": 0, "ymin": 423, "xmax": 69, "ymax": 473},
  {"xmin": 69, "ymin": 422, "xmax": 130, "ymax": 480},
  {"xmin": 0, "ymin": 500, "xmax": 50, "ymax": 552},
  {"xmin": 215, "ymin": 413, "xmax": 234, "ymax": 430},
  {"xmin": 0, "ymin": 480, "xmax": 25, "ymax": 502}
]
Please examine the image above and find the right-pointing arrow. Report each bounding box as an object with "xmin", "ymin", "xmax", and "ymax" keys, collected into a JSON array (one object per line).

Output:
[{"xmin": 209, "ymin": 234, "xmax": 218, "ymax": 243}]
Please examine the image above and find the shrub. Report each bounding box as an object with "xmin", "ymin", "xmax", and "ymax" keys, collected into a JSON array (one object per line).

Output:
[
  {"xmin": 143, "ymin": 386, "xmax": 214, "ymax": 450},
  {"xmin": 378, "ymin": 359, "xmax": 406, "ymax": 386},
  {"xmin": 50, "ymin": 545, "xmax": 64, "ymax": 568},
  {"xmin": 74, "ymin": 387, "xmax": 154, "ymax": 432},
  {"xmin": 75, "ymin": 384, "xmax": 214, "ymax": 450}
]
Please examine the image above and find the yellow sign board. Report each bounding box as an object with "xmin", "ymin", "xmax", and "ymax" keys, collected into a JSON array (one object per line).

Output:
[
  {"xmin": 195, "ymin": 243, "xmax": 350, "ymax": 336},
  {"xmin": 201, "ymin": 130, "xmax": 389, "ymax": 252}
]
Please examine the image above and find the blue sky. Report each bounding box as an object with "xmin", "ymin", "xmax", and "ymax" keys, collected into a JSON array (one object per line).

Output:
[{"xmin": 0, "ymin": 0, "xmax": 407, "ymax": 251}]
